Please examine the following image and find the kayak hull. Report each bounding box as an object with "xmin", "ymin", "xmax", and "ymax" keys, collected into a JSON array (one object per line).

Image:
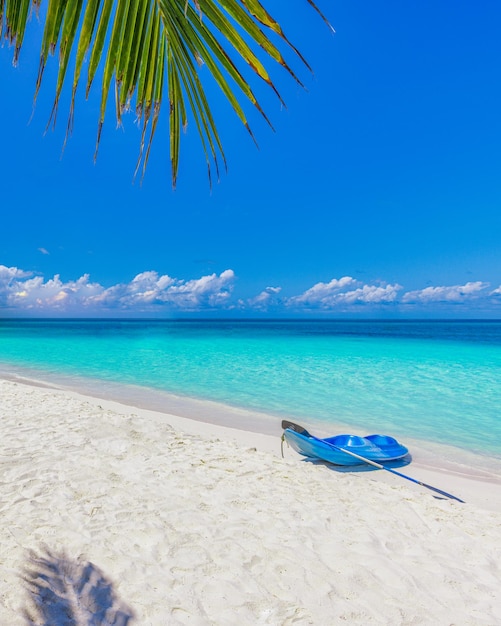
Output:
[{"xmin": 284, "ymin": 428, "xmax": 409, "ymax": 466}]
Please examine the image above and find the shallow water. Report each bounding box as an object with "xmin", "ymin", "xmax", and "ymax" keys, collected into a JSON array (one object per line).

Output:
[{"xmin": 0, "ymin": 319, "xmax": 500, "ymax": 460}]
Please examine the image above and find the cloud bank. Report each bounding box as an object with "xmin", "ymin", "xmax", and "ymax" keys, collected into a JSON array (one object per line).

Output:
[
  {"xmin": 0, "ymin": 265, "xmax": 234, "ymax": 313},
  {"xmin": 0, "ymin": 264, "xmax": 500, "ymax": 316},
  {"xmin": 402, "ymin": 281, "xmax": 488, "ymax": 304},
  {"xmin": 286, "ymin": 277, "xmax": 402, "ymax": 308}
]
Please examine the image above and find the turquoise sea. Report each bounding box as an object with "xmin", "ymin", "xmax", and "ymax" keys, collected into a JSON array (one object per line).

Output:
[{"xmin": 0, "ymin": 319, "xmax": 500, "ymax": 462}]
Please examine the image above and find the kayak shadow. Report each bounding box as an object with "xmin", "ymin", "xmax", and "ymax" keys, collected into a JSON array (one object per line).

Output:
[
  {"xmin": 298, "ymin": 453, "xmax": 465, "ymax": 503},
  {"xmin": 303, "ymin": 454, "xmax": 413, "ymax": 473}
]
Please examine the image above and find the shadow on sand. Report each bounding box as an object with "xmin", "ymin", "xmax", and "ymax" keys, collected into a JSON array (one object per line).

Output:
[{"xmin": 22, "ymin": 547, "xmax": 135, "ymax": 626}]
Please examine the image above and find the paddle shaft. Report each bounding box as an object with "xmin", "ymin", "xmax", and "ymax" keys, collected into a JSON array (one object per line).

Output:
[{"xmin": 322, "ymin": 441, "xmax": 465, "ymax": 503}]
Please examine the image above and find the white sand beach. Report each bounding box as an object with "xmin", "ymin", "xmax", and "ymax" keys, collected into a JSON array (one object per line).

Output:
[{"xmin": 1, "ymin": 377, "xmax": 501, "ymax": 625}]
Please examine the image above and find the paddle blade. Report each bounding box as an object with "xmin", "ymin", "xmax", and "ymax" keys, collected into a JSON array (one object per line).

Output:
[{"xmin": 281, "ymin": 420, "xmax": 311, "ymax": 436}]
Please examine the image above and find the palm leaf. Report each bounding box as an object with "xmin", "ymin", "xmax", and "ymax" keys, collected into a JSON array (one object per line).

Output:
[{"xmin": 1, "ymin": 0, "xmax": 331, "ymax": 184}]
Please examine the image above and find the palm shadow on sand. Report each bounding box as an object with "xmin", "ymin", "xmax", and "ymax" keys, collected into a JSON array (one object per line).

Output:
[{"xmin": 22, "ymin": 547, "xmax": 135, "ymax": 626}]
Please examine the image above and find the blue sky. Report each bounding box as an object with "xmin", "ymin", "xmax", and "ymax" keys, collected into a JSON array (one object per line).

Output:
[{"xmin": 1, "ymin": 1, "xmax": 500, "ymax": 318}]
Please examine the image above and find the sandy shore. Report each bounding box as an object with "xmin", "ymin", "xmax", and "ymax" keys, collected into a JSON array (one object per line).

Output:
[{"xmin": 1, "ymin": 378, "xmax": 501, "ymax": 625}]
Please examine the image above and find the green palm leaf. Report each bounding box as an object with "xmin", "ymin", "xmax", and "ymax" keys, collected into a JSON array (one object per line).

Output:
[{"xmin": 0, "ymin": 0, "xmax": 331, "ymax": 184}]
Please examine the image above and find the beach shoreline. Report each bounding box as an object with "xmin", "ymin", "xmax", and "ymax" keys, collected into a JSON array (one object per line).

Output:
[
  {"xmin": 1, "ymin": 375, "xmax": 501, "ymax": 624},
  {"xmin": 4, "ymin": 367, "xmax": 501, "ymax": 493}
]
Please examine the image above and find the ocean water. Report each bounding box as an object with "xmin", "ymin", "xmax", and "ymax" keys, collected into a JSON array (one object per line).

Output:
[{"xmin": 0, "ymin": 319, "xmax": 500, "ymax": 460}]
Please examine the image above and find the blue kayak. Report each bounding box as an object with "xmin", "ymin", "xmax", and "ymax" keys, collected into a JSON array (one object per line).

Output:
[{"xmin": 282, "ymin": 420, "xmax": 409, "ymax": 466}]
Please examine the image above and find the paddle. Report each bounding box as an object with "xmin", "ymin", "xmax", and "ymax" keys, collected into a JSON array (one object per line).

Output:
[{"xmin": 281, "ymin": 420, "xmax": 464, "ymax": 503}]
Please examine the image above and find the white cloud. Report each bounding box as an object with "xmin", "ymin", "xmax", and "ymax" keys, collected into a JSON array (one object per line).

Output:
[
  {"xmin": 0, "ymin": 264, "xmax": 32, "ymax": 282},
  {"xmin": 402, "ymin": 281, "xmax": 488, "ymax": 304},
  {"xmin": 5, "ymin": 273, "xmax": 104, "ymax": 310},
  {"xmin": 287, "ymin": 277, "xmax": 402, "ymax": 309},
  {"xmin": 89, "ymin": 269, "xmax": 236, "ymax": 310},
  {"xmin": 0, "ymin": 265, "xmax": 37, "ymax": 305},
  {"xmin": 247, "ymin": 286, "xmax": 282, "ymax": 310},
  {"xmin": 333, "ymin": 284, "xmax": 402, "ymax": 304},
  {"xmin": 288, "ymin": 276, "xmax": 356, "ymax": 306},
  {"xmin": 0, "ymin": 266, "xmax": 236, "ymax": 312},
  {"xmin": 38, "ymin": 248, "xmax": 50, "ymax": 255},
  {"xmin": 158, "ymin": 269, "xmax": 235, "ymax": 308}
]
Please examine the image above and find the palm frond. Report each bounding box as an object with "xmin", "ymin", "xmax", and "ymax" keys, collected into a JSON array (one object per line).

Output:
[{"xmin": 1, "ymin": 0, "xmax": 331, "ymax": 184}]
